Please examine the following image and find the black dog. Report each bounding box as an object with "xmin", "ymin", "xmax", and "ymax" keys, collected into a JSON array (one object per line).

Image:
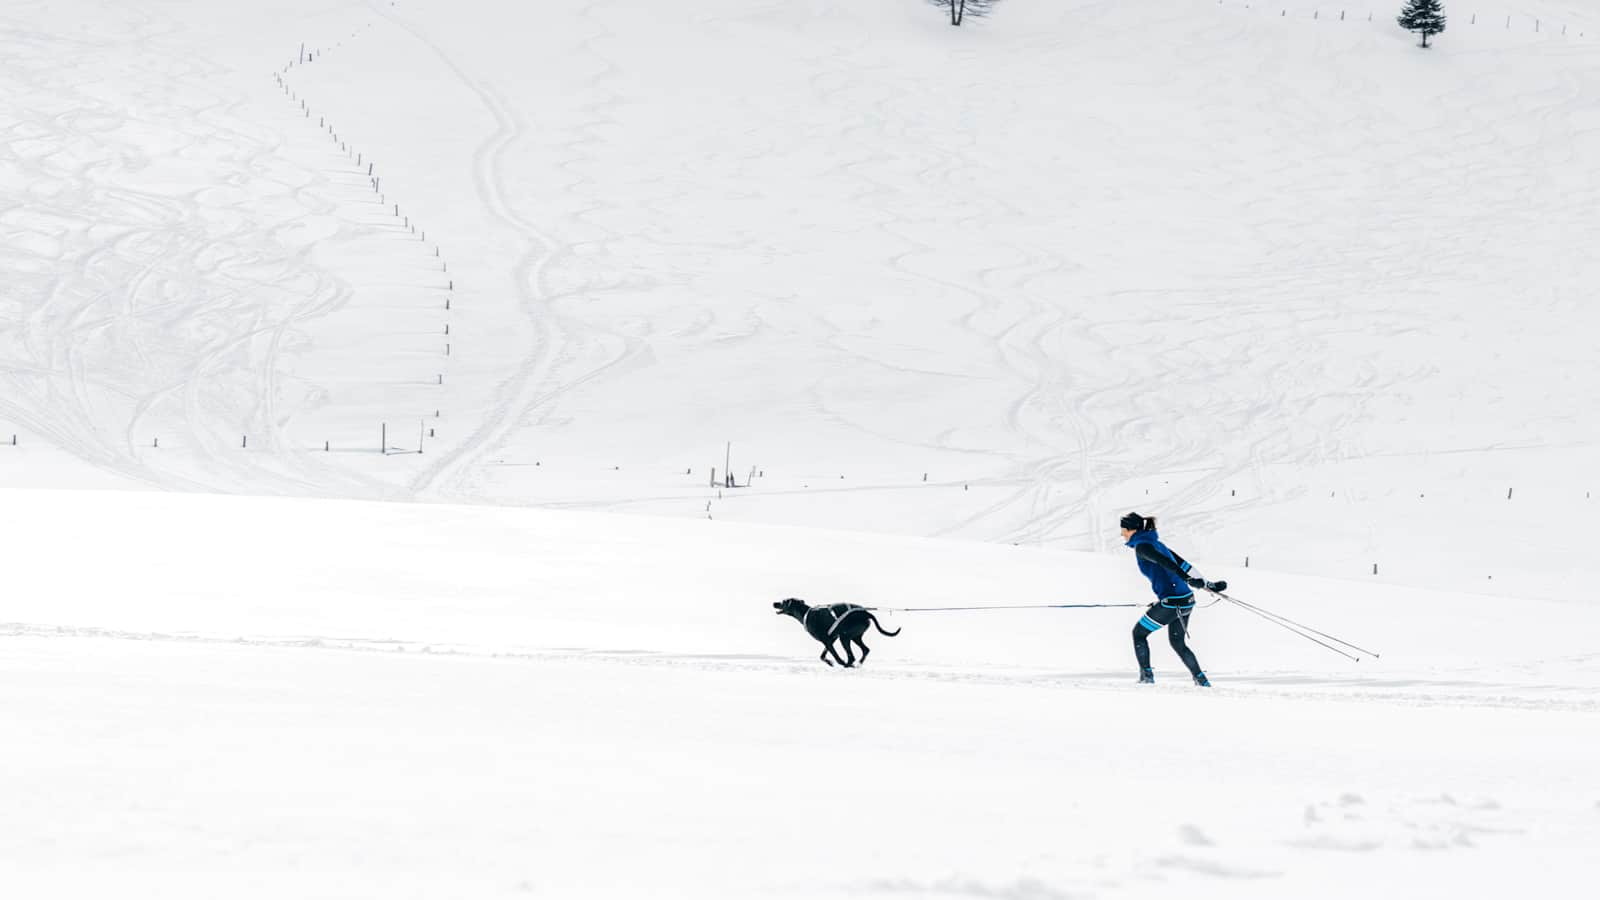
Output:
[{"xmin": 773, "ymin": 597, "xmax": 900, "ymax": 667}]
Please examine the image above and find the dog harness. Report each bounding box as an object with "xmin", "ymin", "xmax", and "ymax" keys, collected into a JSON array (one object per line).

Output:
[{"xmin": 803, "ymin": 605, "xmax": 865, "ymax": 637}]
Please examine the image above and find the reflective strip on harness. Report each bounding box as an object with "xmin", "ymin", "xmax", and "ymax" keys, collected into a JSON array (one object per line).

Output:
[{"xmin": 803, "ymin": 606, "xmax": 866, "ymax": 637}]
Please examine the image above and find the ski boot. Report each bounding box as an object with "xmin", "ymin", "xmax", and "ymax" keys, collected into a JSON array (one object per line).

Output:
[
  {"xmin": 1193, "ymin": 671, "xmax": 1211, "ymax": 688},
  {"xmin": 1138, "ymin": 668, "xmax": 1155, "ymax": 684}
]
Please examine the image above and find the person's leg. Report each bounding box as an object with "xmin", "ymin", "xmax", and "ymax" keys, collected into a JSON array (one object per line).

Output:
[
  {"xmin": 1131, "ymin": 622, "xmax": 1153, "ymax": 672},
  {"xmin": 1132, "ymin": 606, "xmax": 1166, "ymax": 681},
  {"xmin": 1167, "ymin": 608, "xmax": 1206, "ymax": 682}
]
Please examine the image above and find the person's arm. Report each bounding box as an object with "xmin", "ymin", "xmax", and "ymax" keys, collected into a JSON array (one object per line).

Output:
[
  {"xmin": 1136, "ymin": 543, "xmax": 1227, "ymax": 592},
  {"xmin": 1135, "ymin": 542, "xmax": 1191, "ymax": 577}
]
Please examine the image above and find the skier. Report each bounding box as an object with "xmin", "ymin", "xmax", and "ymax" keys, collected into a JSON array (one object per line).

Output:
[{"xmin": 1120, "ymin": 512, "xmax": 1226, "ymax": 687}]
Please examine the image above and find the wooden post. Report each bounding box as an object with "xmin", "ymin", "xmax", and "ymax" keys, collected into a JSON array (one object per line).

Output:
[
  {"xmin": 368, "ymin": 163, "xmax": 374, "ymax": 176},
  {"xmin": 418, "ymin": 420, "xmax": 425, "ymax": 454},
  {"xmin": 1245, "ymin": 556, "xmax": 1250, "ymax": 568},
  {"xmin": 724, "ymin": 442, "xmax": 732, "ymax": 484},
  {"xmin": 325, "ymin": 440, "xmax": 330, "ymax": 451},
  {"xmin": 709, "ymin": 467, "xmax": 717, "ymax": 488},
  {"xmin": 1507, "ymin": 487, "xmax": 1514, "ymax": 499},
  {"xmin": 300, "ymin": 43, "xmax": 305, "ymax": 64},
  {"xmin": 1373, "ymin": 563, "xmax": 1378, "ymax": 575},
  {"xmin": 242, "ymin": 435, "xmax": 247, "ymax": 448},
  {"xmin": 382, "ymin": 422, "xmax": 386, "ymax": 453},
  {"xmin": 153, "ymin": 438, "xmax": 158, "ymax": 448}
]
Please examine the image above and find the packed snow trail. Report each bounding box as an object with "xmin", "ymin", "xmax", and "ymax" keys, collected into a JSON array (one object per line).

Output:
[{"xmin": 3, "ymin": 488, "xmax": 1598, "ymax": 898}]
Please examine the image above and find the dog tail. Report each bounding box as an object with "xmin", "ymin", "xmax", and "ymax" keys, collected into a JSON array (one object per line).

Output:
[{"xmin": 867, "ymin": 612, "xmax": 901, "ymax": 637}]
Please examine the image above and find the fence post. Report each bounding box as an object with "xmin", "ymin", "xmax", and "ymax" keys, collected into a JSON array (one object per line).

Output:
[{"xmin": 382, "ymin": 423, "xmax": 386, "ymax": 453}]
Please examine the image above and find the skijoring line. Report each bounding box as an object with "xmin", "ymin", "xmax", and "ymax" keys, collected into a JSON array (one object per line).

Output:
[{"xmin": 867, "ymin": 602, "xmax": 1140, "ymax": 612}]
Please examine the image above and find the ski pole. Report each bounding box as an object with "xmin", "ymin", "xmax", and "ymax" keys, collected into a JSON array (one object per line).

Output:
[
  {"xmin": 1223, "ymin": 594, "xmax": 1381, "ymax": 658},
  {"xmin": 1221, "ymin": 597, "xmax": 1363, "ymax": 661},
  {"xmin": 1213, "ymin": 590, "xmax": 1380, "ymax": 658}
]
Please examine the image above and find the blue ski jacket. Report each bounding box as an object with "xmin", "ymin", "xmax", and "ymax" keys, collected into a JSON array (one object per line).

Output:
[{"xmin": 1125, "ymin": 529, "xmax": 1196, "ymax": 606}]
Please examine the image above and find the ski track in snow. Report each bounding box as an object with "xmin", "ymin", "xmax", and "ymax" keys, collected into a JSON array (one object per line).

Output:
[
  {"xmin": 6, "ymin": 618, "xmax": 1594, "ymax": 714},
  {"xmin": 1, "ymin": 2, "xmax": 399, "ymax": 496},
  {"xmin": 7, "ymin": 1, "xmax": 1600, "ymax": 602}
]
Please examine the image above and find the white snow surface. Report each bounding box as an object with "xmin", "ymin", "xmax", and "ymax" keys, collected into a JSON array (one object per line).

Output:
[
  {"xmin": 3, "ymin": 0, "xmax": 1600, "ymax": 897},
  {"xmin": 3, "ymin": 488, "xmax": 1599, "ymax": 898}
]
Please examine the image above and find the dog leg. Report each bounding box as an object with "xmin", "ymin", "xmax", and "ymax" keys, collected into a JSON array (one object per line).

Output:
[
  {"xmin": 819, "ymin": 646, "xmax": 834, "ymax": 666},
  {"xmin": 840, "ymin": 638, "xmax": 856, "ymax": 668},
  {"xmin": 825, "ymin": 639, "xmax": 851, "ymax": 668},
  {"xmin": 856, "ymin": 636, "xmax": 870, "ymax": 665}
]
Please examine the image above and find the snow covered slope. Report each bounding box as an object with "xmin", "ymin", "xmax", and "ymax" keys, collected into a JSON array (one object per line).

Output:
[
  {"xmin": 5, "ymin": 0, "xmax": 1600, "ymax": 597},
  {"xmin": 3, "ymin": 489, "xmax": 1598, "ymax": 898},
  {"xmin": 4, "ymin": 3, "xmax": 1599, "ymax": 895}
]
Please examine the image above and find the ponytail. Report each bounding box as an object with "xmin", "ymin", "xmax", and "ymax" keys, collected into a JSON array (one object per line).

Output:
[{"xmin": 1119, "ymin": 511, "xmax": 1156, "ymax": 532}]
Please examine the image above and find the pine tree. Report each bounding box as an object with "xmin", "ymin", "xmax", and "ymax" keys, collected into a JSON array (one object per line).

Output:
[
  {"xmin": 927, "ymin": 0, "xmax": 1000, "ymax": 28},
  {"xmin": 1397, "ymin": 0, "xmax": 1447, "ymax": 48}
]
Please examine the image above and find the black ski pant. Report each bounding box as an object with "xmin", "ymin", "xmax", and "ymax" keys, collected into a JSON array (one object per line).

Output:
[{"xmin": 1133, "ymin": 602, "xmax": 1203, "ymax": 677}]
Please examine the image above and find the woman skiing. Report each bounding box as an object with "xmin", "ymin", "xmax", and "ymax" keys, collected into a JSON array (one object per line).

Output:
[{"xmin": 1120, "ymin": 512, "xmax": 1226, "ymax": 687}]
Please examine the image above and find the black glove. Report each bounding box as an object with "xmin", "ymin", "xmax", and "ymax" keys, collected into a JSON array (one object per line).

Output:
[
  {"xmin": 1205, "ymin": 579, "xmax": 1227, "ymax": 593},
  {"xmin": 1186, "ymin": 576, "xmax": 1206, "ymax": 589}
]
